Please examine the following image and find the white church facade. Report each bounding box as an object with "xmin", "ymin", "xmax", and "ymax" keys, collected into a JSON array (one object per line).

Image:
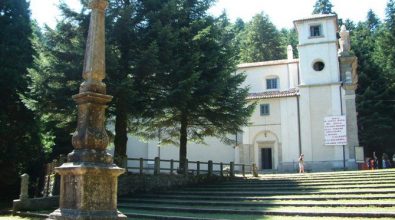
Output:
[{"xmin": 122, "ymin": 14, "xmax": 361, "ymax": 172}]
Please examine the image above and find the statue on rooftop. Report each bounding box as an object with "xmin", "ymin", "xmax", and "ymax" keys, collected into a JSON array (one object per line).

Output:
[{"xmin": 339, "ymin": 25, "xmax": 351, "ymax": 55}]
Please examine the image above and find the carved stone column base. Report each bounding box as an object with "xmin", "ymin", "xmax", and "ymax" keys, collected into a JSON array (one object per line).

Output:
[
  {"xmin": 48, "ymin": 163, "xmax": 126, "ymax": 220},
  {"xmin": 68, "ymin": 149, "xmax": 113, "ymax": 164},
  {"xmin": 49, "ymin": 209, "xmax": 126, "ymax": 220}
]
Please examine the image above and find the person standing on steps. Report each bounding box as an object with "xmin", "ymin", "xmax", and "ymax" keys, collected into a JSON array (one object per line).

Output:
[
  {"xmin": 373, "ymin": 152, "xmax": 378, "ymax": 169},
  {"xmin": 299, "ymin": 154, "xmax": 305, "ymax": 173},
  {"xmin": 369, "ymin": 157, "xmax": 375, "ymax": 170},
  {"xmin": 382, "ymin": 153, "xmax": 390, "ymax": 169}
]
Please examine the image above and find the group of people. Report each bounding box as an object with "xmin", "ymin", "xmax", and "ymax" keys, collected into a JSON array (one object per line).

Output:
[
  {"xmin": 366, "ymin": 152, "xmax": 394, "ymax": 170},
  {"xmin": 299, "ymin": 151, "xmax": 394, "ymax": 173}
]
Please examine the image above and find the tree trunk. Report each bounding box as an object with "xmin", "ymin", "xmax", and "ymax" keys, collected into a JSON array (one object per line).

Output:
[
  {"xmin": 114, "ymin": 98, "xmax": 128, "ymax": 167},
  {"xmin": 179, "ymin": 114, "xmax": 188, "ymax": 174}
]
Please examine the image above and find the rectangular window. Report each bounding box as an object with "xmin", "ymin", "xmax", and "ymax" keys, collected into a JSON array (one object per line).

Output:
[
  {"xmin": 266, "ymin": 78, "xmax": 278, "ymax": 90},
  {"xmin": 260, "ymin": 104, "xmax": 270, "ymax": 116},
  {"xmin": 310, "ymin": 25, "xmax": 321, "ymax": 37}
]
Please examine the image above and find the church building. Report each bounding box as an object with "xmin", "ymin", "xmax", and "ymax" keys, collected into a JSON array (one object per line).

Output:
[{"xmin": 122, "ymin": 14, "xmax": 361, "ymax": 172}]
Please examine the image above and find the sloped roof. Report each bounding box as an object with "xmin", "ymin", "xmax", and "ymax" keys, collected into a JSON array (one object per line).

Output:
[
  {"xmin": 293, "ymin": 14, "xmax": 337, "ymax": 23},
  {"xmin": 247, "ymin": 88, "xmax": 299, "ymax": 100},
  {"xmin": 237, "ymin": 59, "xmax": 299, "ymax": 69}
]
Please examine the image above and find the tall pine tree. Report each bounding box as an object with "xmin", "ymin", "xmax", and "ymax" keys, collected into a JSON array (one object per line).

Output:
[
  {"xmin": 0, "ymin": 0, "xmax": 43, "ymax": 198},
  {"xmin": 132, "ymin": 0, "xmax": 254, "ymax": 173},
  {"xmin": 239, "ymin": 12, "xmax": 286, "ymax": 63},
  {"xmin": 369, "ymin": 0, "xmax": 395, "ymax": 154},
  {"xmin": 280, "ymin": 28, "xmax": 298, "ymax": 58},
  {"xmin": 25, "ymin": 3, "xmax": 90, "ymax": 158},
  {"xmin": 312, "ymin": 0, "xmax": 335, "ymax": 14},
  {"xmin": 352, "ymin": 6, "xmax": 395, "ymax": 157},
  {"xmin": 106, "ymin": 0, "xmax": 152, "ymax": 166}
]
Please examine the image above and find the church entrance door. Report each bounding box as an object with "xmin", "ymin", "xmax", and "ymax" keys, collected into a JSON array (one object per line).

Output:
[{"xmin": 261, "ymin": 148, "xmax": 272, "ymax": 169}]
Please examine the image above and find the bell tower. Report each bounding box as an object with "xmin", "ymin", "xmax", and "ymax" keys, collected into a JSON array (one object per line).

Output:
[
  {"xmin": 294, "ymin": 14, "xmax": 339, "ymax": 85},
  {"xmin": 293, "ymin": 14, "xmax": 354, "ymax": 169}
]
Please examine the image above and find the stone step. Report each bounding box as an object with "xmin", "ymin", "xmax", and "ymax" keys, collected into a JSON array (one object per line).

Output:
[
  {"xmin": 215, "ymin": 177, "xmax": 395, "ymax": 186},
  {"xmin": 228, "ymin": 175, "xmax": 395, "ymax": 183},
  {"xmin": 119, "ymin": 198, "xmax": 395, "ymax": 207},
  {"xmin": 160, "ymin": 188, "xmax": 395, "ymax": 196},
  {"xmin": 120, "ymin": 208, "xmax": 395, "ymax": 220},
  {"xmin": 121, "ymin": 211, "xmax": 222, "ymax": 220},
  {"xmin": 248, "ymin": 169, "xmax": 395, "ymax": 176},
  {"xmin": 221, "ymin": 178, "xmax": 395, "ymax": 186},
  {"xmin": 183, "ymin": 183, "xmax": 395, "ymax": 191},
  {"xmin": 123, "ymin": 193, "xmax": 395, "ymax": 201},
  {"xmin": 252, "ymin": 169, "xmax": 395, "ymax": 178},
  {"xmin": 119, "ymin": 204, "xmax": 395, "ymax": 218},
  {"xmin": 119, "ymin": 170, "xmax": 395, "ymax": 219},
  {"xmin": 119, "ymin": 208, "xmax": 238, "ymax": 220},
  {"xmin": 203, "ymin": 180, "xmax": 395, "ymax": 188}
]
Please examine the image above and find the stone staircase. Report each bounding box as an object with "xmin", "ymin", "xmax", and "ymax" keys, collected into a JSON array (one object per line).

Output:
[{"xmin": 118, "ymin": 169, "xmax": 395, "ymax": 219}]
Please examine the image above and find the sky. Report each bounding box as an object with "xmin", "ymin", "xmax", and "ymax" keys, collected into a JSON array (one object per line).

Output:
[{"xmin": 30, "ymin": 0, "xmax": 388, "ymax": 29}]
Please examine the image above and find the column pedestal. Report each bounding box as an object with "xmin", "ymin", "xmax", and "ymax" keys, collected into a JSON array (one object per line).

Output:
[{"xmin": 49, "ymin": 162, "xmax": 126, "ymax": 220}]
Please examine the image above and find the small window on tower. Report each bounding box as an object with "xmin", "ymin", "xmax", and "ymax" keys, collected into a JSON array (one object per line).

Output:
[{"xmin": 310, "ymin": 25, "xmax": 322, "ymax": 37}]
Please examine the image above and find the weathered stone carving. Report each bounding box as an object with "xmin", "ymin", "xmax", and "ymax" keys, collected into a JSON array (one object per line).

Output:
[
  {"xmin": 49, "ymin": 0, "xmax": 126, "ymax": 219},
  {"xmin": 339, "ymin": 25, "xmax": 351, "ymax": 55}
]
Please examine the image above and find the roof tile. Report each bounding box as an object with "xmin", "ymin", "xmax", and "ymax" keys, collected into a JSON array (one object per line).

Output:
[{"xmin": 247, "ymin": 88, "xmax": 299, "ymax": 100}]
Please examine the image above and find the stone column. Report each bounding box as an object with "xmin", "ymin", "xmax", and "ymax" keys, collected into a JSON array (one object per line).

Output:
[
  {"xmin": 49, "ymin": 0, "xmax": 126, "ymax": 219},
  {"xmin": 339, "ymin": 53, "xmax": 359, "ymax": 168},
  {"xmin": 19, "ymin": 174, "xmax": 29, "ymax": 200}
]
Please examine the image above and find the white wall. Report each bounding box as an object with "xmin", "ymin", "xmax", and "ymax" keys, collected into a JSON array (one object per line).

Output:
[
  {"xmin": 298, "ymin": 44, "xmax": 340, "ymax": 85},
  {"xmin": 296, "ymin": 16, "xmax": 338, "ymax": 45},
  {"xmin": 238, "ymin": 62, "xmax": 297, "ymax": 93},
  {"xmin": 280, "ymin": 97, "xmax": 299, "ymax": 163},
  {"xmin": 299, "ymin": 85, "xmax": 344, "ymax": 163},
  {"xmin": 296, "ymin": 15, "xmax": 340, "ymax": 86},
  {"xmin": 125, "ymin": 133, "xmax": 235, "ymax": 171}
]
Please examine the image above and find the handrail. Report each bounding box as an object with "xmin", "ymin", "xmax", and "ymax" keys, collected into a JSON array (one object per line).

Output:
[{"xmin": 126, "ymin": 157, "xmax": 253, "ymax": 177}]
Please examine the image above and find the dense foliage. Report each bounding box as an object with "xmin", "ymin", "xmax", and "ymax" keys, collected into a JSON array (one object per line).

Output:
[
  {"xmin": 25, "ymin": 3, "xmax": 90, "ymax": 158},
  {"xmin": 0, "ymin": 0, "xmax": 44, "ymax": 198},
  {"xmin": 312, "ymin": 0, "xmax": 335, "ymax": 15},
  {"xmin": 352, "ymin": 3, "xmax": 395, "ymax": 156},
  {"xmin": 238, "ymin": 12, "xmax": 286, "ymax": 62},
  {"xmin": 128, "ymin": 0, "xmax": 255, "ymax": 172}
]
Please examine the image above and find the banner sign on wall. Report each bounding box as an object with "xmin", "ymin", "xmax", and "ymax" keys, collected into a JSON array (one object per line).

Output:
[{"xmin": 324, "ymin": 116, "xmax": 347, "ymax": 145}]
